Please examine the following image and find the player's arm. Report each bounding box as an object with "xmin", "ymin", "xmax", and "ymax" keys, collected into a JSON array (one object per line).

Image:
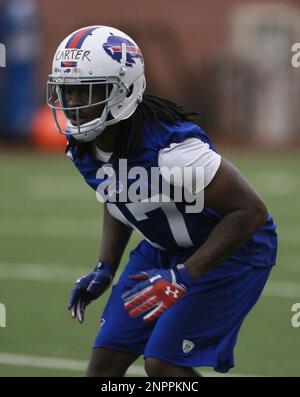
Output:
[
  {"xmin": 183, "ymin": 157, "xmax": 268, "ymax": 278},
  {"xmin": 68, "ymin": 203, "xmax": 132, "ymax": 323},
  {"xmin": 99, "ymin": 203, "xmax": 133, "ymax": 273}
]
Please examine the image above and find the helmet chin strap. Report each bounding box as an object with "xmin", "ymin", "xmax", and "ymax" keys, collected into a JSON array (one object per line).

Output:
[
  {"xmin": 66, "ymin": 99, "xmax": 112, "ymax": 142},
  {"xmin": 67, "ymin": 118, "xmax": 106, "ymax": 142}
]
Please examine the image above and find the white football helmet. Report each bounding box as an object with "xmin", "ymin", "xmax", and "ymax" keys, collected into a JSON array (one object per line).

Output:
[{"xmin": 47, "ymin": 25, "xmax": 146, "ymax": 142}]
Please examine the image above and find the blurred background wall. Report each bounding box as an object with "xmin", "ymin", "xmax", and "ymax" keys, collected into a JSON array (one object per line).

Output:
[{"xmin": 0, "ymin": 0, "xmax": 300, "ymax": 146}]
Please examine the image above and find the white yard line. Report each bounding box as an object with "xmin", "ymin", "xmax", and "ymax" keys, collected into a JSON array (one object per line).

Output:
[
  {"xmin": 27, "ymin": 172, "xmax": 299, "ymax": 199},
  {"xmin": 263, "ymin": 281, "xmax": 300, "ymax": 299},
  {"xmin": 254, "ymin": 172, "xmax": 299, "ymax": 196},
  {"xmin": 27, "ymin": 176, "xmax": 90, "ymax": 200},
  {"xmin": 0, "ymin": 262, "xmax": 299, "ymax": 299},
  {"xmin": 0, "ymin": 263, "xmax": 87, "ymax": 283},
  {"xmin": 0, "ymin": 216, "xmax": 100, "ymax": 239},
  {"xmin": 0, "ymin": 352, "xmax": 256, "ymax": 377}
]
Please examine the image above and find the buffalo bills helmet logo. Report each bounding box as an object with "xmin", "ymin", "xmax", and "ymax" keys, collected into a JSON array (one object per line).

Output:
[{"xmin": 103, "ymin": 35, "xmax": 143, "ymax": 67}]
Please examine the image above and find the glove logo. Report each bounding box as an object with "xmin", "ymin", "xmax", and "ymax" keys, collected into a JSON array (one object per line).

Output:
[
  {"xmin": 149, "ymin": 274, "xmax": 162, "ymax": 283},
  {"xmin": 165, "ymin": 286, "xmax": 180, "ymax": 298},
  {"xmin": 182, "ymin": 339, "xmax": 195, "ymax": 354}
]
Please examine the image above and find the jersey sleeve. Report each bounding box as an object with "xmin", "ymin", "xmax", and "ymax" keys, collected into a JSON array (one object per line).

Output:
[{"xmin": 158, "ymin": 137, "xmax": 221, "ymax": 193}]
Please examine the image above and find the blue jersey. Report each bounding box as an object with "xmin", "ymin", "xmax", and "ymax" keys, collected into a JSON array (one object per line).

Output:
[{"xmin": 68, "ymin": 121, "xmax": 277, "ymax": 268}]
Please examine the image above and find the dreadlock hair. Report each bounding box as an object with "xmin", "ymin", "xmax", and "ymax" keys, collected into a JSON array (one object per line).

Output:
[{"xmin": 65, "ymin": 94, "xmax": 199, "ymax": 160}]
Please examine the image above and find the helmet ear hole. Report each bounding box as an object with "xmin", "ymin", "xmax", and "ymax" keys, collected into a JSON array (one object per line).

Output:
[
  {"xmin": 126, "ymin": 84, "xmax": 134, "ymax": 98},
  {"xmin": 107, "ymin": 83, "xmax": 113, "ymax": 97},
  {"xmin": 106, "ymin": 110, "xmax": 114, "ymax": 121}
]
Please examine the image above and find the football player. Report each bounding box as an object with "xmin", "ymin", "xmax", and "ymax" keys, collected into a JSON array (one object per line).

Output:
[{"xmin": 47, "ymin": 26, "xmax": 277, "ymax": 377}]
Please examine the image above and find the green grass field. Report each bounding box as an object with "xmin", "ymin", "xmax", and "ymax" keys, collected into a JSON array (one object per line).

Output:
[{"xmin": 0, "ymin": 149, "xmax": 299, "ymax": 377}]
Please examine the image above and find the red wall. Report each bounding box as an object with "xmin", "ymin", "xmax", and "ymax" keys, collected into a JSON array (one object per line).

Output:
[{"xmin": 40, "ymin": 0, "xmax": 300, "ymax": 105}]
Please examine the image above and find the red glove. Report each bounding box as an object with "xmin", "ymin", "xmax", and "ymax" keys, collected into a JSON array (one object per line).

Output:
[{"xmin": 122, "ymin": 265, "xmax": 193, "ymax": 323}]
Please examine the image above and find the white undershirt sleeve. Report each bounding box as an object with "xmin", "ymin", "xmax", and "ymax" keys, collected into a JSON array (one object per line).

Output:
[{"xmin": 158, "ymin": 137, "xmax": 221, "ymax": 193}]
